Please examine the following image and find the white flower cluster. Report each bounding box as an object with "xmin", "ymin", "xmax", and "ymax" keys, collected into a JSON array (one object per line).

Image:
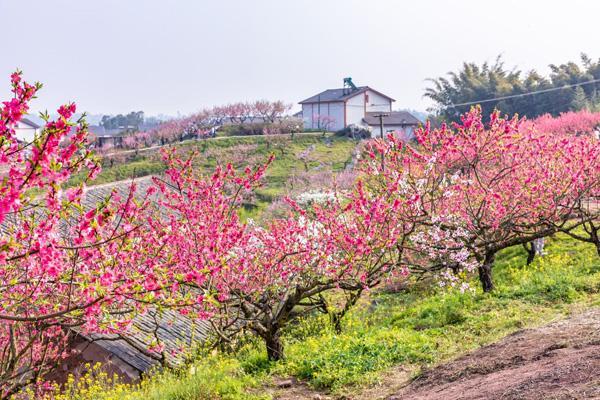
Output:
[
  {"xmin": 412, "ymin": 215, "xmax": 478, "ymax": 292},
  {"xmin": 295, "ymin": 190, "xmax": 336, "ymax": 206}
]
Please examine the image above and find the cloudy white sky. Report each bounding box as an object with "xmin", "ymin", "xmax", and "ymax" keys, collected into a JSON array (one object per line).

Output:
[{"xmin": 1, "ymin": 0, "xmax": 599, "ymax": 116}]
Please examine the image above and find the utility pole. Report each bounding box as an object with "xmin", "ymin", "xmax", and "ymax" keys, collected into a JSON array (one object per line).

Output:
[
  {"xmin": 373, "ymin": 113, "xmax": 389, "ymax": 171},
  {"xmin": 317, "ymin": 93, "xmax": 321, "ymax": 131}
]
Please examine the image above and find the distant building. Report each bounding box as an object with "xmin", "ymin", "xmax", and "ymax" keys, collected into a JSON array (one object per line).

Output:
[
  {"xmin": 12, "ymin": 117, "xmax": 41, "ymax": 142},
  {"xmin": 89, "ymin": 125, "xmax": 127, "ymax": 148},
  {"xmin": 299, "ymin": 78, "xmax": 420, "ymax": 138},
  {"xmin": 362, "ymin": 110, "xmax": 421, "ymax": 138}
]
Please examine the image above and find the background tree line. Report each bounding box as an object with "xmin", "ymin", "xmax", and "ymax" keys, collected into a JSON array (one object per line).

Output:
[
  {"xmin": 426, "ymin": 53, "xmax": 600, "ymax": 122},
  {"xmin": 100, "ymin": 111, "xmax": 145, "ymax": 130}
]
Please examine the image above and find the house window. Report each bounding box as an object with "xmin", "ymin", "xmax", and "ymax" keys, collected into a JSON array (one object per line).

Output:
[{"xmin": 365, "ymin": 94, "xmax": 369, "ymax": 102}]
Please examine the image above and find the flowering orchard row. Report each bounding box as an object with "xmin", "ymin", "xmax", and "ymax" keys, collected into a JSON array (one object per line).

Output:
[
  {"xmin": 101, "ymin": 100, "xmax": 294, "ymax": 151},
  {"xmin": 1, "ymin": 72, "xmax": 599, "ymax": 397},
  {"xmin": 523, "ymin": 109, "xmax": 600, "ymax": 137}
]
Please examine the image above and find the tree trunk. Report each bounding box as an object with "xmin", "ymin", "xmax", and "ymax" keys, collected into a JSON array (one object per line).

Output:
[
  {"xmin": 329, "ymin": 289, "xmax": 362, "ymax": 334},
  {"xmin": 330, "ymin": 313, "xmax": 343, "ymax": 334},
  {"xmin": 265, "ymin": 331, "xmax": 284, "ymax": 361},
  {"xmin": 523, "ymin": 242, "xmax": 536, "ymax": 265},
  {"xmin": 478, "ymin": 252, "xmax": 495, "ymax": 292},
  {"xmin": 590, "ymin": 227, "xmax": 600, "ymax": 257}
]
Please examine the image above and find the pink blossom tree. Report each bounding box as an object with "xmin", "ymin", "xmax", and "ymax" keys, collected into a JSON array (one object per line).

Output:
[
  {"xmin": 0, "ymin": 72, "xmax": 160, "ymax": 397},
  {"xmin": 365, "ymin": 107, "xmax": 599, "ymax": 292},
  {"xmin": 524, "ymin": 110, "xmax": 600, "ymax": 137},
  {"xmin": 253, "ymin": 100, "xmax": 291, "ymax": 123}
]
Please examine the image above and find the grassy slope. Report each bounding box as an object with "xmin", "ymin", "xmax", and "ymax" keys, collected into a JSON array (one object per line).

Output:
[
  {"xmin": 53, "ymin": 234, "xmax": 600, "ymax": 400},
  {"xmin": 70, "ymin": 134, "xmax": 356, "ymax": 219}
]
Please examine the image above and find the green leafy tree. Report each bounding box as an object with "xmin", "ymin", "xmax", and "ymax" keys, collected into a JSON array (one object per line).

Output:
[
  {"xmin": 426, "ymin": 54, "xmax": 600, "ymax": 122},
  {"xmin": 570, "ymin": 86, "xmax": 589, "ymax": 111}
]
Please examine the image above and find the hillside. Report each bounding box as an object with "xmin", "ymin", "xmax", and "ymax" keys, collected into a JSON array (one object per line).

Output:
[
  {"xmin": 50, "ymin": 233, "xmax": 600, "ymax": 399},
  {"xmin": 389, "ymin": 307, "xmax": 600, "ymax": 399},
  {"xmin": 72, "ymin": 133, "xmax": 358, "ymax": 219}
]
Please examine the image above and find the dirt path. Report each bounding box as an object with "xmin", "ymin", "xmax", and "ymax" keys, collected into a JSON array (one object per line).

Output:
[
  {"xmin": 389, "ymin": 307, "xmax": 600, "ymax": 400},
  {"xmin": 269, "ymin": 308, "xmax": 600, "ymax": 400}
]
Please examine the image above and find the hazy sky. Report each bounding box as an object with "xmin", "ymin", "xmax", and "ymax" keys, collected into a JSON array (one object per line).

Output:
[{"xmin": 2, "ymin": 0, "xmax": 599, "ymax": 117}]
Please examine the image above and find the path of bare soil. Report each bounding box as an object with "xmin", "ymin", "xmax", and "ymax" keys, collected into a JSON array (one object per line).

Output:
[
  {"xmin": 269, "ymin": 307, "xmax": 600, "ymax": 400},
  {"xmin": 392, "ymin": 307, "xmax": 600, "ymax": 400}
]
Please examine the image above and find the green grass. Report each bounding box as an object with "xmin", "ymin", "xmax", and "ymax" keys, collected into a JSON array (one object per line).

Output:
[
  {"xmin": 264, "ymin": 234, "xmax": 599, "ymax": 394},
  {"xmin": 45, "ymin": 357, "xmax": 268, "ymax": 400},
  {"xmin": 63, "ymin": 234, "xmax": 599, "ymax": 399},
  {"xmin": 70, "ymin": 133, "xmax": 357, "ymax": 219}
]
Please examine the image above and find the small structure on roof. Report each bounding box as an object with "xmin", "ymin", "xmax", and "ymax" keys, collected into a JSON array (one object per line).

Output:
[{"xmin": 299, "ymin": 78, "xmax": 420, "ymax": 138}]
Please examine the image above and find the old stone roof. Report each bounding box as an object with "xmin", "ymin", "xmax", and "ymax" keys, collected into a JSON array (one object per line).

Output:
[
  {"xmin": 79, "ymin": 178, "xmax": 211, "ymax": 372},
  {"xmin": 20, "ymin": 117, "xmax": 41, "ymax": 129},
  {"xmin": 81, "ymin": 309, "xmax": 210, "ymax": 373}
]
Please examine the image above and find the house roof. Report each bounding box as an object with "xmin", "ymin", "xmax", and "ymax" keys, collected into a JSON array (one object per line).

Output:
[
  {"xmin": 89, "ymin": 126, "xmax": 129, "ymax": 138},
  {"xmin": 299, "ymin": 86, "xmax": 395, "ymax": 104},
  {"xmin": 81, "ymin": 309, "xmax": 210, "ymax": 373},
  {"xmin": 363, "ymin": 111, "xmax": 421, "ymax": 126},
  {"xmin": 78, "ymin": 178, "xmax": 210, "ymax": 372},
  {"xmin": 20, "ymin": 118, "xmax": 41, "ymax": 129},
  {"xmin": 88, "ymin": 125, "xmax": 106, "ymax": 136}
]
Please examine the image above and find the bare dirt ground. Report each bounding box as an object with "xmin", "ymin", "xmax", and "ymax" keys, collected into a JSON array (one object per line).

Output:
[
  {"xmin": 390, "ymin": 307, "xmax": 600, "ymax": 400},
  {"xmin": 268, "ymin": 308, "xmax": 600, "ymax": 400}
]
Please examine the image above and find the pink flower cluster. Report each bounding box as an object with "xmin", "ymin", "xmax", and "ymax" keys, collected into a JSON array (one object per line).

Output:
[
  {"xmin": 2, "ymin": 71, "xmax": 599, "ymax": 392},
  {"xmin": 524, "ymin": 110, "xmax": 600, "ymax": 137}
]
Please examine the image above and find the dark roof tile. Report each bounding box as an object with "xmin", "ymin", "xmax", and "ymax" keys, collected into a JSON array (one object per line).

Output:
[
  {"xmin": 299, "ymin": 86, "xmax": 395, "ymax": 104},
  {"xmin": 362, "ymin": 111, "xmax": 421, "ymax": 126}
]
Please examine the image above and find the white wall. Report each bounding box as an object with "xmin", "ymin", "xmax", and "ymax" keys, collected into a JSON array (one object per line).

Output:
[
  {"xmin": 327, "ymin": 102, "xmax": 345, "ymax": 131},
  {"xmin": 301, "ymin": 102, "xmax": 344, "ymax": 131},
  {"xmin": 365, "ymin": 90, "xmax": 392, "ymax": 113},
  {"xmin": 370, "ymin": 124, "xmax": 413, "ymax": 139},
  {"xmin": 13, "ymin": 121, "xmax": 39, "ymax": 142},
  {"xmin": 302, "ymin": 104, "xmax": 314, "ymax": 129},
  {"xmin": 345, "ymin": 93, "xmax": 365, "ymax": 126}
]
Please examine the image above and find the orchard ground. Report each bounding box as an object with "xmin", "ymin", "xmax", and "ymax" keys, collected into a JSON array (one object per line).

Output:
[
  {"xmin": 3, "ymin": 67, "xmax": 599, "ymax": 400},
  {"xmin": 71, "ymin": 132, "xmax": 357, "ymax": 220},
  {"xmin": 51, "ymin": 232, "xmax": 600, "ymax": 400}
]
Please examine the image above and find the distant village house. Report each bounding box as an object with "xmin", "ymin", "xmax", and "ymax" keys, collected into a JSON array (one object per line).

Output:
[
  {"xmin": 89, "ymin": 125, "xmax": 130, "ymax": 148},
  {"xmin": 12, "ymin": 117, "xmax": 41, "ymax": 142},
  {"xmin": 299, "ymin": 78, "xmax": 420, "ymax": 138}
]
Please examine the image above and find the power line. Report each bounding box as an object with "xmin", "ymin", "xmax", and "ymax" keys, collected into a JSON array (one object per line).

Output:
[{"xmin": 449, "ymin": 78, "xmax": 600, "ymax": 108}]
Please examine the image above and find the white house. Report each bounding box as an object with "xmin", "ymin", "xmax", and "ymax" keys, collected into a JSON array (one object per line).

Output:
[
  {"xmin": 299, "ymin": 78, "xmax": 420, "ymax": 138},
  {"xmin": 13, "ymin": 118, "xmax": 41, "ymax": 142}
]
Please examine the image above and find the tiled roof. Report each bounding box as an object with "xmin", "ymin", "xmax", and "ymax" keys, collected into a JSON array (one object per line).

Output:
[
  {"xmin": 299, "ymin": 86, "xmax": 395, "ymax": 104},
  {"xmin": 362, "ymin": 111, "xmax": 421, "ymax": 126},
  {"xmin": 81, "ymin": 309, "xmax": 210, "ymax": 372},
  {"xmin": 20, "ymin": 118, "xmax": 41, "ymax": 129}
]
